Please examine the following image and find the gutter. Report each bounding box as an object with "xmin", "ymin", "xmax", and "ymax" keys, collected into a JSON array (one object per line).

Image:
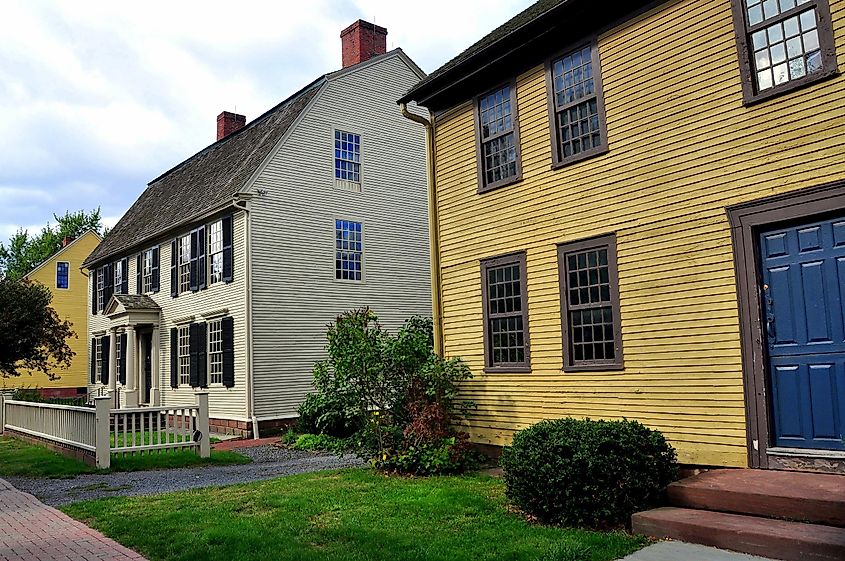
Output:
[
  {"xmin": 400, "ymin": 103, "xmax": 444, "ymax": 356},
  {"xmin": 233, "ymin": 193, "xmax": 259, "ymax": 439}
]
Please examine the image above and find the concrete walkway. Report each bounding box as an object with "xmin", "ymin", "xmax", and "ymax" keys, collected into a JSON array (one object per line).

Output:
[
  {"xmin": 621, "ymin": 541, "xmax": 779, "ymax": 561},
  {"xmin": 0, "ymin": 477, "xmax": 147, "ymax": 561}
]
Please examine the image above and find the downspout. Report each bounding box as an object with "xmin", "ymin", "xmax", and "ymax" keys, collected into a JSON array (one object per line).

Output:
[
  {"xmin": 233, "ymin": 194, "xmax": 259, "ymax": 439},
  {"xmin": 400, "ymin": 103, "xmax": 443, "ymax": 356}
]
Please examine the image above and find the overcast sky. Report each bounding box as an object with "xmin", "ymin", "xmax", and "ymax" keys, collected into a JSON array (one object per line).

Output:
[{"xmin": 0, "ymin": 0, "xmax": 533, "ymax": 239}]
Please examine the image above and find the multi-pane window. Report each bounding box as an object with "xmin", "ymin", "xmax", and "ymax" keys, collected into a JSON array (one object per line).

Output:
[
  {"xmin": 549, "ymin": 42, "xmax": 608, "ymax": 165},
  {"xmin": 558, "ymin": 235, "xmax": 623, "ymax": 370},
  {"xmin": 142, "ymin": 248, "xmax": 154, "ymax": 293},
  {"xmin": 56, "ymin": 262, "xmax": 69, "ymax": 289},
  {"xmin": 178, "ymin": 325, "xmax": 190, "ymax": 386},
  {"xmin": 477, "ymin": 85, "xmax": 520, "ymax": 191},
  {"xmin": 335, "ymin": 219, "xmax": 362, "ymax": 281},
  {"xmin": 334, "ymin": 131, "xmax": 361, "ymax": 183},
  {"xmin": 207, "ymin": 319, "xmax": 223, "ymax": 385},
  {"xmin": 481, "ymin": 253, "xmax": 530, "ymax": 371},
  {"xmin": 113, "ymin": 260, "xmax": 124, "ymax": 294},
  {"xmin": 178, "ymin": 234, "xmax": 191, "ymax": 294},
  {"xmin": 208, "ymin": 220, "xmax": 223, "ymax": 285},
  {"xmin": 96, "ymin": 267, "xmax": 105, "ymax": 312},
  {"xmin": 734, "ymin": 0, "xmax": 836, "ymax": 102},
  {"xmin": 95, "ymin": 337, "xmax": 103, "ymax": 384}
]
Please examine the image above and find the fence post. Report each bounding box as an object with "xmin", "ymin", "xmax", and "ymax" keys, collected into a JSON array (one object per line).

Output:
[
  {"xmin": 0, "ymin": 394, "xmax": 5, "ymax": 435},
  {"xmin": 196, "ymin": 392, "xmax": 210, "ymax": 458},
  {"xmin": 94, "ymin": 396, "xmax": 111, "ymax": 469}
]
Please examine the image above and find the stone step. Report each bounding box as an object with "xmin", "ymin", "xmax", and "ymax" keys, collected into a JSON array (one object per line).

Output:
[
  {"xmin": 632, "ymin": 507, "xmax": 845, "ymax": 561},
  {"xmin": 667, "ymin": 469, "xmax": 845, "ymax": 527}
]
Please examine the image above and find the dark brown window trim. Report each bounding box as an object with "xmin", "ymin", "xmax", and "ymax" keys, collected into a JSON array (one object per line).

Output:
[
  {"xmin": 727, "ymin": 180, "xmax": 845, "ymax": 472},
  {"xmin": 545, "ymin": 36, "xmax": 610, "ymax": 170},
  {"xmin": 474, "ymin": 80, "xmax": 523, "ymax": 194},
  {"xmin": 557, "ymin": 234, "xmax": 623, "ymax": 372},
  {"xmin": 730, "ymin": 0, "xmax": 839, "ymax": 107},
  {"xmin": 480, "ymin": 250, "xmax": 531, "ymax": 373}
]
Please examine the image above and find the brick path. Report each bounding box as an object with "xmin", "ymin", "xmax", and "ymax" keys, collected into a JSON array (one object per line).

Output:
[
  {"xmin": 211, "ymin": 436, "xmax": 281, "ymax": 451},
  {"xmin": 0, "ymin": 477, "xmax": 147, "ymax": 561}
]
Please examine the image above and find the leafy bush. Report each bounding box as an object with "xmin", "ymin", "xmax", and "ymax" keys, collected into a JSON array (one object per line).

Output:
[
  {"xmin": 296, "ymin": 392, "xmax": 360, "ymax": 438},
  {"xmin": 290, "ymin": 433, "xmax": 351, "ymax": 455},
  {"xmin": 500, "ymin": 418, "xmax": 677, "ymax": 528}
]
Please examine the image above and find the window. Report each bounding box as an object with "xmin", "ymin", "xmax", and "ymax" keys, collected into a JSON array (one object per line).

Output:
[
  {"xmin": 115, "ymin": 335, "xmax": 122, "ymax": 384},
  {"xmin": 480, "ymin": 252, "xmax": 530, "ymax": 372},
  {"xmin": 95, "ymin": 337, "xmax": 103, "ymax": 384},
  {"xmin": 208, "ymin": 319, "xmax": 223, "ymax": 385},
  {"xmin": 732, "ymin": 0, "xmax": 837, "ymax": 103},
  {"xmin": 334, "ymin": 130, "xmax": 361, "ymax": 184},
  {"xmin": 547, "ymin": 41, "xmax": 608, "ymax": 166},
  {"xmin": 113, "ymin": 260, "xmax": 124, "ymax": 294},
  {"xmin": 56, "ymin": 262, "xmax": 69, "ymax": 289},
  {"xmin": 335, "ymin": 220, "xmax": 362, "ymax": 281},
  {"xmin": 208, "ymin": 220, "xmax": 223, "ymax": 285},
  {"xmin": 557, "ymin": 235, "xmax": 623, "ymax": 371},
  {"xmin": 96, "ymin": 267, "xmax": 105, "ymax": 312},
  {"xmin": 178, "ymin": 325, "xmax": 190, "ymax": 386},
  {"xmin": 178, "ymin": 234, "xmax": 191, "ymax": 294},
  {"xmin": 142, "ymin": 249, "xmax": 154, "ymax": 293},
  {"xmin": 475, "ymin": 84, "xmax": 521, "ymax": 192}
]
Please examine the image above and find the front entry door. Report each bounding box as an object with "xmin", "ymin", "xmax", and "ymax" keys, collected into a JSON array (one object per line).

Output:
[
  {"xmin": 760, "ymin": 216, "xmax": 845, "ymax": 451},
  {"xmin": 142, "ymin": 333, "xmax": 152, "ymax": 405}
]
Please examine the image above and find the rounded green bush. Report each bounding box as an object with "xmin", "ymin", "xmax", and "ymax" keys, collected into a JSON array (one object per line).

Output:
[{"xmin": 500, "ymin": 418, "xmax": 678, "ymax": 528}]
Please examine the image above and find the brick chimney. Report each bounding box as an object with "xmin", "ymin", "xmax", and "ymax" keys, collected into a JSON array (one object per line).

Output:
[
  {"xmin": 217, "ymin": 111, "xmax": 246, "ymax": 141},
  {"xmin": 340, "ymin": 20, "xmax": 387, "ymax": 68},
  {"xmin": 61, "ymin": 236, "xmax": 73, "ymax": 247}
]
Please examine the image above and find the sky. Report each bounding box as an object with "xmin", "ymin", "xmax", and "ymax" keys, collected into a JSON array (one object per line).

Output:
[{"xmin": 0, "ymin": 0, "xmax": 534, "ymax": 240}]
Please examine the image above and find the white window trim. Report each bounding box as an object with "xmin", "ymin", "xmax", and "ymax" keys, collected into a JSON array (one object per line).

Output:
[
  {"xmin": 207, "ymin": 319, "xmax": 224, "ymax": 386},
  {"xmin": 178, "ymin": 234, "xmax": 191, "ymax": 295},
  {"xmin": 142, "ymin": 248, "xmax": 154, "ymax": 294},
  {"xmin": 95, "ymin": 337, "xmax": 103, "ymax": 384},
  {"xmin": 333, "ymin": 218, "xmax": 364, "ymax": 283},
  {"xmin": 178, "ymin": 325, "xmax": 191, "ymax": 387},
  {"xmin": 332, "ymin": 128, "xmax": 363, "ymax": 192},
  {"xmin": 208, "ymin": 219, "xmax": 224, "ymax": 286},
  {"xmin": 96, "ymin": 267, "xmax": 105, "ymax": 312}
]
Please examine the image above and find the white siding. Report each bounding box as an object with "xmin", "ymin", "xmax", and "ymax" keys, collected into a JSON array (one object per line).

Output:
[
  {"xmin": 87, "ymin": 211, "xmax": 249, "ymax": 421},
  {"xmin": 249, "ymin": 53, "xmax": 431, "ymax": 419}
]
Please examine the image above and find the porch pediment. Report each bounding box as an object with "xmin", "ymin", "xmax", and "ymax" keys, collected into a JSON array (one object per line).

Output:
[{"xmin": 105, "ymin": 294, "xmax": 161, "ymax": 325}]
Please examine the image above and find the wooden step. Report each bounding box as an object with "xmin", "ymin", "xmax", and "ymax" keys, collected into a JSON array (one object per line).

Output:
[
  {"xmin": 667, "ymin": 469, "xmax": 845, "ymax": 527},
  {"xmin": 632, "ymin": 507, "xmax": 845, "ymax": 561}
]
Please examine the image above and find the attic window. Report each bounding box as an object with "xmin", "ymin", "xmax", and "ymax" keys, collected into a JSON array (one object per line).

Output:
[
  {"xmin": 335, "ymin": 130, "xmax": 361, "ymax": 191},
  {"xmin": 475, "ymin": 83, "xmax": 521, "ymax": 193},
  {"xmin": 56, "ymin": 262, "xmax": 69, "ymax": 289}
]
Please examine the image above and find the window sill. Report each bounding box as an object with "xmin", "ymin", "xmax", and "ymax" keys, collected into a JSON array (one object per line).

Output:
[
  {"xmin": 484, "ymin": 365, "xmax": 531, "ymax": 374},
  {"xmin": 562, "ymin": 363, "xmax": 624, "ymax": 373},
  {"xmin": 741, "ymin": 68, "xmax": 840, "ymax": 107},
  {"xmin": 477, "ymin": 175, "xmax": 523, "ymax": 195},
  {"xmin": 550, "ymin": 145, "xmax": 609, "ymax": 170}
]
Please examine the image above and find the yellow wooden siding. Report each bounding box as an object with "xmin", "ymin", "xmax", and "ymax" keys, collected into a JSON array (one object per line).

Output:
[
  {"xmin": 433, "ymin": 0, "xmax": 845, "ymax": 467},
  {"xmin": 4, "ymin": 232, "xmax": 100, "ymax": 391}
]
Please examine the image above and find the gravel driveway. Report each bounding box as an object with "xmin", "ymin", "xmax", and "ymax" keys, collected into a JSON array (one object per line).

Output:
[{"xmin": 7, "ymin": 446, "xmax": 363, "ymax": 506}]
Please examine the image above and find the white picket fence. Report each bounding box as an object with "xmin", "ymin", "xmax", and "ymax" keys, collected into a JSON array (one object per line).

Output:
[{"xmin": 0, "ymin": 392, "xmax": 210, "ymax": 468}]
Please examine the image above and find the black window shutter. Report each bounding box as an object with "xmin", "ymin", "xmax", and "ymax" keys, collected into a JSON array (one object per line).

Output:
[
  {"xmin": 152, "ymin": 246, "xmax": 160, "ymax": 293},
  {"xmin": 120, "ymin": 258, "xmax": 129, "ymax": 295},
  {"xmin": 91, "ymin": 271, "xmax": 97, "ymax": 315},
  {"xmin": 222, "ymin": 316, "xmax": 235, "ymax": 387},
  {"xmin": 222, "ymin": 215, "xmax": 233, "ymax": 283},
  {"xmin": 119, "ymin": 332, "xmax": 127, "ymax": 385},
  {"xmin": 197, "ymin": 322, "xmax": 207, "ymax": 388},
  {"xmin": 170, "ymin": 239, "xmax": 178, "ymax": 297},
  {"xmin": 103, "ymin": 264, "xmax": 113, "ymax": 306},
  {"xmin": 189, "ymin": 230, "xmax": 199, "ymax": 292},
  {"xmin": 136, "ymin": 255, "xmax": 142, "ymax": 293},
  {"xmin": 189, "ymin": 323, "xmax": 199, "ymax": 387},
  {"xmin": 170, "ymin": 327, "xmax": 178, "ymax": 387},
  {"xmin": 90, "ymin": 338, "xmax": 97, "ymax": 383},
  {"xmin": 197, "ymin": 226, "xmax": 207, "ymax": 290},
  {"xmin": 101, "ymin": 335, "xmax": 110, "ymax": 385}
]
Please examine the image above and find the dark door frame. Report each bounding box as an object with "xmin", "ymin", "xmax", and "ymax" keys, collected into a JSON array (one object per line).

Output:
[{"xmin": 727, "ymin": 179, "xmax": 845, "ymax": 473}]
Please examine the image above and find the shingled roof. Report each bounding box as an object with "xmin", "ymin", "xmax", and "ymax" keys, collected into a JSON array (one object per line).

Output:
[{"xmin": 83, "ymin": 78, "xmax": 324, "ymax": 267}]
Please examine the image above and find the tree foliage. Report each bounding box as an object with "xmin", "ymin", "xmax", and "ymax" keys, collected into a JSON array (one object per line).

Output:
[
  {"xmin": 0, "ymin": 209, "xmax": 104, "ymax": 281},
  {"xmin": 0, "ymin": 278, "xmax": 75, "ymax": 379}
]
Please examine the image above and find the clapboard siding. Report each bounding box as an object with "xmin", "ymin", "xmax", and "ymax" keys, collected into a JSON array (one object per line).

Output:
[
  {"xmin": 432, "ymin": 0, "xmax": 845, "ymax": 467},
  {"xmin": 249, "ymin": 53, "xmax": 431, "ymax": 419}
]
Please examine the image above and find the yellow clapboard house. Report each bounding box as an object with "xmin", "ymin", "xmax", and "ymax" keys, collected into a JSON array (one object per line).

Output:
[
  {"xmin": 400, "ymin": 0, "xmax": 845, "ymax": 472},
  {"xmin": 4, "ymin": 231, "xmax": 102, "ymax": 397}
]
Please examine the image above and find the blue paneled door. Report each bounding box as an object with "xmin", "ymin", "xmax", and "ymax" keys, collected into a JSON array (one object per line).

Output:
[{"xmin": 760, "ymin": 216, "xmax": 845, "ymax": 450}]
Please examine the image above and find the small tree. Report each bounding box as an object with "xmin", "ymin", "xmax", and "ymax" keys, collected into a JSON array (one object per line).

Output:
[{"xmin": 0, "ymin": 278, "xmax": 75, "ymax": 379}]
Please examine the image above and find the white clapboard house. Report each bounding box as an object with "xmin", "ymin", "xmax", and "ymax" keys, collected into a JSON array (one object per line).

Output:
[{"xmin": 82, "ymin": 21, "xmax": 431, "ymax": 436}]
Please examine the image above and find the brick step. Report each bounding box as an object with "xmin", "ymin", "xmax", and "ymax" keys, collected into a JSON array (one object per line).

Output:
[
  {"xmin": 667, "ymin": 469, "xmax": 845, "ymax": 527},
  {"xmin": 632, "ymin": 507, "xmax": 845, "ymax": 561}
]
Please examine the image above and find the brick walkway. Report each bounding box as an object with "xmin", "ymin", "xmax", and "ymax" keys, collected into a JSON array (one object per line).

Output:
[
  {"xmin": 0, "ymin": 478, "xmax": 147, "ymax": 561},
  {"xmin": 211, "ymin": 436, "xmax": 281, "ymax": 451}
]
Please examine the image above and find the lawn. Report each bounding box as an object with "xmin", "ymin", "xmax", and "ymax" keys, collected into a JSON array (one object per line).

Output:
[
  {"xmin": 0, "ymin": 436, "xmax": 250, "ymax": 478},
  {"xmin": 63, "ymin": 469, "xmax": 648, "ymax": 561}
]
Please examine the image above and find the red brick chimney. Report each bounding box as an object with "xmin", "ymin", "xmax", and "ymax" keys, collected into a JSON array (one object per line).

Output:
[
  {"xmin": 217, "ymin": 111, "xmax": 246, "ymax": 141},
  {"xmin": 340, "ymin": 20, "xmax": 387, "ymax": 68},
  {"xmin": 61, "ymin": 236, "xmax": 73, "ymax": 247}
]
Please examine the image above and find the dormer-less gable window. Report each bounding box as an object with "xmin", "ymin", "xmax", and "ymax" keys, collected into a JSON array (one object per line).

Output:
[
  {"xmin": 732, "ymin": 0, "xmax": 837, "ymax": 104},
  {"xmin": 546, "ymin": 40, "xmax": 608, "ymax": 167},
  {"xmin": 56, "ymin": 262, "xmax": 69, "ymax": 289},
  {"xmin": 475, "ymin": 83, "xmax": 521, "ymax": 193},
  {"xmin": 335, "ymin": 130, "xmax": 361, "ymax": 191}
]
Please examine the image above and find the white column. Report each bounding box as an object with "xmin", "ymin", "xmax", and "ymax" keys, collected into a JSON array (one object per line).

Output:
[
  {"xmin": 107, "ymin": 327, "xmax": 118, "ymax": 407},
  {"xmin": 124, "ymin": 326, "xmax": 138, "ymax": 407},
  {"xmin": 151, "ymin": 326, "xmax": 161, "ymax": 406}
]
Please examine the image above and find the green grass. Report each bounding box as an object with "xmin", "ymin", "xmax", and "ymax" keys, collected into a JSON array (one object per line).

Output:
[
  {"xmin": 62, "ymin": 469, "xmax": 648, "ymax": 561},
  {"xmin": 0, "ymin": 436, "xmax": 249, "ymax": 478}
]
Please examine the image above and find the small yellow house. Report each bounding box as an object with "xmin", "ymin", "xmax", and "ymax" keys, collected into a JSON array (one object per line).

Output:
[
  {"xmin": 400, "ymin": 0, "xmax": 845, "ymax": 473},
  {"xmin": 3, "ymin": 230, "xmax": 102, "ymax": 397}
]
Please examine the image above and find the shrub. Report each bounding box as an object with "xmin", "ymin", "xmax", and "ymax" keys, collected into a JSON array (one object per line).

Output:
[
  {"xmin": 500, "ymin": 418, "xmax": 677, "ymax": 528},
  {"xmin": 296, "ymin": 392, "xmax": 360, "ymax": 438},
  {"xmin": 291, "ymin": 433, "xmax": 351, "ymax": 455}
]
